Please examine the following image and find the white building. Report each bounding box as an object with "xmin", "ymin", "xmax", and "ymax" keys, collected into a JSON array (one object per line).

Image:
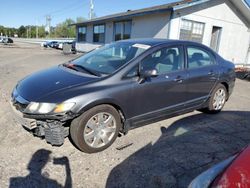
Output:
[{"xmin": 73, "ymin": 0, "xmax": 250, "ymax": 64}]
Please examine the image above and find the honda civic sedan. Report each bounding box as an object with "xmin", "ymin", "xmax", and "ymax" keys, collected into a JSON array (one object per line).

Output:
[{"xmin": 11, "ymin": 39, "xmax": 235, "ymax": 153}]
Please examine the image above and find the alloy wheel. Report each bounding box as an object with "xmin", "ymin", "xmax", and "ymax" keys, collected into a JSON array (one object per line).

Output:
[
  {"xmin": 83, "ymin": 112, "xmax": 117, "ymax": 148},
  {"xmin": 213, "ymin": 88, "xmax": 226, "ymax": 110}
]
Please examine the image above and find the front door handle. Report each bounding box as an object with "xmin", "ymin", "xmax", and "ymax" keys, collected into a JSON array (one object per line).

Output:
[
  {"xmin": 208, "ymin": 70, "xmax": 215, "ymax": 76},
  {"xmin": 174, "ymin": 76, "xmax": 183, "ymax": 83}
]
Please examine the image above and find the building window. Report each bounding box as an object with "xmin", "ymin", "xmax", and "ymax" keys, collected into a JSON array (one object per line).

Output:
[
  {"xmin": 93, "ymin": 24, "xmax": 105, "ymax": 43},
  {"xmin": 78, "ymin": 26, "xmax": 86, "ymax": 42},
  {"xmin": 179, "ymin": 19, "xmax": 205, "ymax": 43},
  {"xmin": 114, "ymin": 21, "xmax": 132, "ymax": 41}
]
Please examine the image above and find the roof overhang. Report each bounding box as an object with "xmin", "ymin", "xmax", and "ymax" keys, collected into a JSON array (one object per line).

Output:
[
  {"xmin": 71, "ymin": 0, "xmax": 190, "ymax": 26},
  {"xmin": 229, "ymin": 0, "xmax": 250, "ymax": 28},
  {"xmin": 72, "ymin": 0, "xmax": 250, "ymax": 29},
  {"xmin": 73, "ymin": 8, "xmax": 172, "ymax": 26},
  {"xmin": 173, "ymin": 0, "xmax": 211, "ymax": 10}
]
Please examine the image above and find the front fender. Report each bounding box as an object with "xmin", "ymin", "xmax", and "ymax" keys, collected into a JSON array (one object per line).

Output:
[{"xmin": 73, "ymin": 98, "xmax": 128, "ymax": 119}]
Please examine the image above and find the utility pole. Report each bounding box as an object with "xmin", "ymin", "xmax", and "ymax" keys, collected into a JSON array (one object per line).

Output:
[
  {"xmin": 89, "ymin": 0, "xmax": 94, "ymax": 20},
  {"xmin": 45, "ymin": 15, "xmax": 51, "ymax": 37},
  {"xmin": 36, "ymin": 21, "xmax": 38, "ymax": 38},
  {"xmin": 29, "ymin": 26, "xmax": 31, "ymax": 38}
]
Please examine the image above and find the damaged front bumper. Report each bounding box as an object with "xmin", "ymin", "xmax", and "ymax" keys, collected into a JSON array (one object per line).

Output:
[{"xmin": 10, "ymin": 101, "xmax": 75, "ymax": 146}]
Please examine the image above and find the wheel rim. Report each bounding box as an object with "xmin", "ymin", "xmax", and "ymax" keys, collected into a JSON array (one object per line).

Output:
[
  {"xmin": 83, "ymin": 112, "xmax": 117, "ymax": 148},
  {"xmin": 213, "ymin": 88, "xmax": 226, "ymax": 110}
]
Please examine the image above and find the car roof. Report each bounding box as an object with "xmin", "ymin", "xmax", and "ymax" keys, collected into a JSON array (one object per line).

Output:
[{"xmin": 117, "ymin": 38, "xmax": 209, "ymax": 48}]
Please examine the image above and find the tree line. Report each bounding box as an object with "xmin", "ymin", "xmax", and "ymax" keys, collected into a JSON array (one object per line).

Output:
[{"xmin": 0, "ymin": 17, "xmax": 86, "ymax": 38}]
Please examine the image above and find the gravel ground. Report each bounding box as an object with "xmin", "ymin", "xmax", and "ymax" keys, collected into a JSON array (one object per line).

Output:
[{"xmin": 0, "ymin": 42, "xmax": 250, "ymax": 188}]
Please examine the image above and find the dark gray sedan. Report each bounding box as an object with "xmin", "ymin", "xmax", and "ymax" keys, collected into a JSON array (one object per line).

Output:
[{"xmin": 11, "ymin": 39, "xmax": 235, "ymax": 153}]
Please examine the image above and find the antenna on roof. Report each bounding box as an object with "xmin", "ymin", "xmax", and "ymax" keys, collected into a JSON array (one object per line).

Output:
[{"xmin": 89, "ymin": 0, "xmax": 94, "ymax": 19}]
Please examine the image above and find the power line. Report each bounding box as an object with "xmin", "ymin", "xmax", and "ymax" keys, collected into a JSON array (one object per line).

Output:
[
  {"xmin": 49, "ymin": 0, "xmax": 84, "ymax": 15},
  {"xmin": 51, "ymin": 3, "xmax": 89, "ymax": 20},
  {"xmin": 34, "ymin": 0, "xmax": 87, "ymax": 25}
]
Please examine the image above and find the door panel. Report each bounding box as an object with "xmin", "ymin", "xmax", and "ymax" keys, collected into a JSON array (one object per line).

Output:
[
  {"xmin": 186, "ymin": 65, "xmax": 219, "ymax": 101},
  {"xmin": 185, "ymin": 46, "xmax": 219, "ymax": 104},
  {"xmin": 130, "ymin": 71, "xmax": 188, "ymax": 117},
  {"xmin": 128, "ymin": 46, "xmax": 188, "ymax": 119}
]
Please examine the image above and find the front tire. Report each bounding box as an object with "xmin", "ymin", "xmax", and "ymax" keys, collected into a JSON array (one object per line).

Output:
[
  {"xmin": 201, "ymin": 84, "xmax": 227, "ymax": 114},
  {"xmin": 70, "ymin": 105, "xmax": 121, "ymax": 153}
]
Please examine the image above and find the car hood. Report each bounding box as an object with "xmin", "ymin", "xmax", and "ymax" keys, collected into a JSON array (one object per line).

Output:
[{"xmin": 16, "ymin": 65, "xmax": 99, "ymax": 102}]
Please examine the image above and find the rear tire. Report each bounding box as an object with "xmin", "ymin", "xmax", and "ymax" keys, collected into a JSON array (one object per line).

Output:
[
  {"xmin": 200, "ymin": 84, "xmax": 227, "ymax": 114},
  {"xmin": 70, "ymin": 105, "xmax": 121, "ymax": 153}
]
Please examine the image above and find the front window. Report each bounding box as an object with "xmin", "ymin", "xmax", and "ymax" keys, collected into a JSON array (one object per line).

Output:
[
  {"xmin": 78, "ymin": 26, "xmax": 86, "ymax": 42},
  {"xmin": 180, "ymin": 19, "xmax": 205, "ymax": 43},
  {"xmin": 141, "ymin": 46, "xmax": 184, "ymax": 74},
  {"xmin": 114, "ymin": 21, "xmax": 132, "ymax": 41},
  {"xmin": 93, "ymin": 24, "xmax": 105, "ymax": 43},
  {"xmin": 70, "ymin": 42, "xmax": 151, "ymax": 75}
]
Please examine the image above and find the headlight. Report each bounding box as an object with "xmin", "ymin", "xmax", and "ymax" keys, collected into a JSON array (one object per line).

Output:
[
  {"xmin": 54, "ymin": 103, "xmax": 75, "ymax": 113},
  {"xmin": 25, "ymin": 102, "xmax": 75, "ymax": 114}
]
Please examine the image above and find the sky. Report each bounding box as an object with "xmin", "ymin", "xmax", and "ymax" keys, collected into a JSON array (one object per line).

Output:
[{"xmin": 0, "ymin": 0, "xmax": 249, "ymax": 28}]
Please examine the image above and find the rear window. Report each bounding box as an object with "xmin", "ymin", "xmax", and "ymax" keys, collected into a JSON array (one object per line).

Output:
[{"xmin": 187, "ymin": 47, "xmax": 215, "ymax": 69}]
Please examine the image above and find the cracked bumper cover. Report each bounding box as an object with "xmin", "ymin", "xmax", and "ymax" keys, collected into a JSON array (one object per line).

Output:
[{"xmin": 10, "ymin": 102, "xmax": 75, "ymax": 146}]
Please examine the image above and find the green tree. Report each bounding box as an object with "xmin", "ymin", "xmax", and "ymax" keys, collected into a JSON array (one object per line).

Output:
[
  {"xmin": 76, "ymin": 17, "xmax": 87, "ymax": 23},
  {"xmin": 38, "ymin": 26, "xmax": 46, "ymax": 38},
  {"xmin": 54, "ymin": 18, "xmax": 75, "ymax": 38},
  {"xmin": 18, "ymin": 25, "xmax": 26, "ymax": 37}
]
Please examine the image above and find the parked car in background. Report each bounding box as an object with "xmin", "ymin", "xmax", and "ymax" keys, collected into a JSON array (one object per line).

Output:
[
  {"xmin": 0, "ymin": 36, "xmax": 4, "ymax": 43},
  {"xmin": 41, "ymin": 41, "xmax": 50, "ymax": 48},
  {"xmin": 189, "ymin": 145, "xmax": 250, "ymax": 188},
  {"xmin": 57, "ymin": 42, "xmax": 64, "ymax": 49},
  {"xmin": 53, "ymin": 42, "xmax": 60, "ymax": 49},
  {"xmin": 11, "ymin": 39, "xmax": 235, "ymax": 153},
  {"xmin": 48, "ymin": 41, "xmax": 59, "ymax": 48},
  {"xmin": 2, "ymin": 37, "xmax": 13, "ymax": 44},
  {"xmin": 41, "ymin": 41, "xmax": 58, "ymax": 48}
]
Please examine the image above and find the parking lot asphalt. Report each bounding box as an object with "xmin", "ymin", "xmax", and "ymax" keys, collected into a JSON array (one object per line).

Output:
[{"xmin": 0, "ymin": 42, "xmax": 250, "ymax": 188}]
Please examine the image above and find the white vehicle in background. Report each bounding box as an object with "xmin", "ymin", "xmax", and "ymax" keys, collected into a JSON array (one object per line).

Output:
[
  {"xmin": 0, "ymin": 36, "xmax": 4, "ymax": 43},
  {"xmin": 58, "ymin": 42, "xmax": 64, "ymax": 49},
  {"xmin": 1, "ymin": 37, "xmax": 13, "ymax": 44}
]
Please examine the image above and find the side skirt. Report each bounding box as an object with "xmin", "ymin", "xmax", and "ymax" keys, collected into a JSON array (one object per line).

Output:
[{"xmin": 123, "ymin": 97, "xmax": 209, "ymax": 132}]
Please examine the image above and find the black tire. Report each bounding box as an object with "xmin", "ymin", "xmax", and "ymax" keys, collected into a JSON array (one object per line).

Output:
[
  {"xmin": 200, "ymin": 83, "xmax": 228, "ymax": 114},
  {"xmin": 70, "ymin": 105, "xmax": 121, "ymax": 153}
]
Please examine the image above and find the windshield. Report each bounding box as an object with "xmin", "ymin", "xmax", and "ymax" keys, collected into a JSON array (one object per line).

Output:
[{"xmin": 70, "ymin": 42, "xmax": 151, "ymax": 75}]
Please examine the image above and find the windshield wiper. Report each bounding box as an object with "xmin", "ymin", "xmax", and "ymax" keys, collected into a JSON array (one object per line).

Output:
[
  {"xmin": 63, "ymin": 63, "xmax": 101, "ymax": 77},
  {"xmin": 63, "ymin": 63, "xmax": 78, "ymax": 71}
]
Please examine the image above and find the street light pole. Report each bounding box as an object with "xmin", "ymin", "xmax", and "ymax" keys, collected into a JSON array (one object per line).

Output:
[{"xmin": 89, "ymin": 0, "xmax": 94, "ymax": 19}]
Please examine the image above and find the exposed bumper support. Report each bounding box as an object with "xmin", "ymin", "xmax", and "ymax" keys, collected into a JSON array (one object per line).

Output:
[
  {"xmin": 33, "ymin": 121, "xmax": 69, "ymax": 146},
  {"xmin": 10, "ymin": 102, "xmax": 69, "ymax": 146}
]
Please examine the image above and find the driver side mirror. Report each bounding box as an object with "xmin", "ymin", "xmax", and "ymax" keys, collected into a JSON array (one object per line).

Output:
[
  {"xmin": 141, "ymin": 69, "xmax": 158, "ymax": 78},
  {"xmin": 138, "ymin": 69, "xmax": 158, "ymax": 83}
]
